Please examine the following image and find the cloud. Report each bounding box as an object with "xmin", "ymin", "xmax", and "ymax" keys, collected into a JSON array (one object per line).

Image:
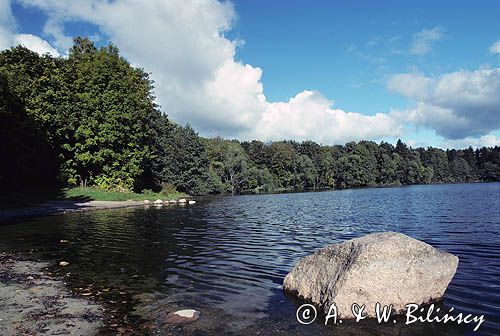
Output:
[
  {"xmin": 365, "ymin": 37, "xmax": 379, "ymax": 48},
  {"xmin": 0, "ymin": 0, "xmax": 16, "ymax": 50},
  {"xmin": 440, "ymin": 134, "xmax": 500, "ymax": 149},
  {"xmin": 388, "ymin": 69, "xmax": 500, "ymax": 139},
  {"xmin": 4, "ymin": 2, "xmax": 497, "ymax": 148},
  {"xmin": 11, "ymin": 0, "xmax": 403, "ymax": 145},
  {"xmin": 0, "ymin": 0, "xmax": 16, "ymax": 29},
  {"xmin": 410, "ymin": 27, "xmax": 443, "ymax": 55},
  {"xmin": 0, "ymin": 0, "xmax": 59, "ymax": 56},
  {"xmin": 43, "ymin": 18, "xmax": 73, "ymax": 51},
  {"xmin": 14, "ymin": 33, "xmax": 60, "ymax": 56},
  {"xmin": 250, "ymin": 90, "xmax": 403, "ymax": 143},
  {"xmin": 490, "ymin": 40, "xmax": 500, "ymax": 55},
  {"xmin": 387, "ymin": 73, "xmax": 432, "ymax": 98}
]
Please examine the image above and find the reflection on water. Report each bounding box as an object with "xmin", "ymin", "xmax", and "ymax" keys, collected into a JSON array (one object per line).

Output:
[{"xmin": 0, "ymin": 183, "xmax": 499, "ymax": 335}]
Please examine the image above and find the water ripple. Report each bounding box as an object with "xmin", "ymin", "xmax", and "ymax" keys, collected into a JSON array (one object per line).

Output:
[{"xmin": 0, "ymin": 183, "xmax": 498, "ymax": 335}]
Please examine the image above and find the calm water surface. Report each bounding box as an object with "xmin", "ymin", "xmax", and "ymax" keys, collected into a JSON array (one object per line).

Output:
[{"xmin": 0, "ymin": 183, "xmax": 499, "ymax": 335}]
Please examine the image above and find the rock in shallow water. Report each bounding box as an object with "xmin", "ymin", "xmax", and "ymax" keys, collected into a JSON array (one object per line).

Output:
[
  {"xmin": 283, "ymin": 231, "xmax": 459, "ymax": 318},
  {"xmin": 165, "ymin": 309, "xmax": 200, "ymax": 324}
]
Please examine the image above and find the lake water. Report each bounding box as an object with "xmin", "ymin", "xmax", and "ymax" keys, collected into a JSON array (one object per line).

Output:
[{"xmin": 0, "ymin": 183, "xmax": 499, "ymax": 335}]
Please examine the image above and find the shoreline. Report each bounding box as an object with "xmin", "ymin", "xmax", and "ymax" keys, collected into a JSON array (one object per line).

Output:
[
  {"xmin": 0, "ymin": 200, "xmax": 147, "ymax": 222},
  {"xmin": 2, "ymin": 181, "xmax": 498, "ymax": 222},
  {"xmin": 0, "ymin": 251, "xmax": 104, "ymax": 335}
]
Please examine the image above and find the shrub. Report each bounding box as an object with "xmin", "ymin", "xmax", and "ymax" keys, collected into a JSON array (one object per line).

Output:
[{"xmin": 160, "ymin": 182, "xmax": 177, "ymax": 196}]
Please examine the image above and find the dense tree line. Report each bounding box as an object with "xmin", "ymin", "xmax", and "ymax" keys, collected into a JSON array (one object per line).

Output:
[{"xmin": 1, "ymin": 38, "xmax": 499, "ymax": 194}]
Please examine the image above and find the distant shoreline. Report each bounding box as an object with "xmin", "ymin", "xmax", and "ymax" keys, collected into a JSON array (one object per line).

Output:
[
  {"xmin": 237, "ymin": 180, "xmax": 498, "ymax": 196},
  {"xmin": 2, "ymin": 181, "xmax": 498, "ymax": 222}
]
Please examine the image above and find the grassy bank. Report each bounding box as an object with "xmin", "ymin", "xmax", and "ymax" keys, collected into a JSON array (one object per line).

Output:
[{"xmin": 65, "ymin": 187, "xmax": 187, "ymax": 202}]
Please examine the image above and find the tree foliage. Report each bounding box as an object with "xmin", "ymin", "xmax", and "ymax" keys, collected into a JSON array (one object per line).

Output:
[{"xmin": 1, "ymin": 38, "xmax": 499, "ymax": 194}]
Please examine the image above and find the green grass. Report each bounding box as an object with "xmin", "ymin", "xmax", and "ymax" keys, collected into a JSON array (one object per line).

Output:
[{"xmin": 65, "ymin": 187, "xmax": 187, "ymax": 202}]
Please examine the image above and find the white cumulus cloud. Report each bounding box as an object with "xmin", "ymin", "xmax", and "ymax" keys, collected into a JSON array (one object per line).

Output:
[
  {"xmin": 250, "ymin": 90, "xmax": 403, "ymax": 143},
  {"xmin": 0, "ymin": 0, "xmax": 59, "ymax": 56},
  {"xmin": 11, "ymin": 0, "xmax": 402, "ymax": 144},
  {"xmin": 14, "ymin": 33, "xmax": 60, "ymax": 56},
  {"xmin": 388, "ymin": 69, "xmax": 500, "ymax": 139}
]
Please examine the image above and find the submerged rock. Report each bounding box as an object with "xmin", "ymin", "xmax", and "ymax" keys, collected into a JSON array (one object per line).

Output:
[
  {"xmin": 283, "ymin": 231, "xmax": 459, "ymax": 318},
  {"xmin": 165, "ymin": 309, "xmax": 200, "ymax": 324}
]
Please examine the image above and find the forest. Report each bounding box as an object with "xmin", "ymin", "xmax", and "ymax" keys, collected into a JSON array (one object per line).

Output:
[{"xmin": 1, "ymin": 38, "xmax": 499, "ymax": 195}]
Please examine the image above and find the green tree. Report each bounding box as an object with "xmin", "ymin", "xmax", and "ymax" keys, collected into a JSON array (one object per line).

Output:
[
  {"xmin": 0, "ymin": 72, "xmax": 58, "ymax": 188},
  {"xmin": 265, "ymin": 141, "xmax": 297, "ymax": 190},
  {"xmin": 205, "ymin": 138, "xmax": 250, "ymax": 194},
  {"xmin": 294, "ymin": 154, "xmax": 317, "ymax": 190}
]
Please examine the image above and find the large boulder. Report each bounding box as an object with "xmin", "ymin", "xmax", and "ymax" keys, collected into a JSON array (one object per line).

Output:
[{"xmin": 283, "ymin": 232, "xmax": 458, "ymax": 318}]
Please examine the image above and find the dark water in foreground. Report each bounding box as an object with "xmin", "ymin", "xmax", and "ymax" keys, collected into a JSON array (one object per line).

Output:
[{"xmin": 0, "ymin": 183, "xmax": 499, "ymax": 335}]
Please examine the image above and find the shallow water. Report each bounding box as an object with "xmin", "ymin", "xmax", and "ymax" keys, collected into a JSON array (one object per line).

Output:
[{"xmin": 0, "ymin": 183, "xmax": 499, "ymax": 335}]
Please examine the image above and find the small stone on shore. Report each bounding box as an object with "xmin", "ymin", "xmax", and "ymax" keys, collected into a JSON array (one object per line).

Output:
[{"xmin": 188, "ymin": 200, "xmax": 196, "ymax": 205}]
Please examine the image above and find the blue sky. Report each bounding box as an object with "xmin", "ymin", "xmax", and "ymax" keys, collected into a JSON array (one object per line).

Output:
[
  {"xmin": 1, "ymin": 0, "xmax": 500, "ymax": 148},
  {"xmin": 233, "ymin": 0, "xmax": 499, "ymax": 108}
]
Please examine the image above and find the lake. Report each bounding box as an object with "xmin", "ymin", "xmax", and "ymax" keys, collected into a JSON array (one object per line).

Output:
[{"xmin": 0, "ymin": 183, "xmax": 499, "ymax": 335}]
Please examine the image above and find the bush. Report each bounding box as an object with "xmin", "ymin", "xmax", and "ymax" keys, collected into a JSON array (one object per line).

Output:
[
  {"xmin": 141, "ymin": 189, "xmax": 155, "ymax": 195},
  {"xmin": 93, "ymin": 175, "xmax": 131, "ymax": 192},
  {"xmin": 160, "ymin": 182, "xmax": 177, "ymax": 196}
]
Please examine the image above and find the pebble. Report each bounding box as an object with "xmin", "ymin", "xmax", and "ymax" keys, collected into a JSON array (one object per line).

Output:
[{"xmin": 165, "ymin": 309, "xmax": 200, "ymax": 324}]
